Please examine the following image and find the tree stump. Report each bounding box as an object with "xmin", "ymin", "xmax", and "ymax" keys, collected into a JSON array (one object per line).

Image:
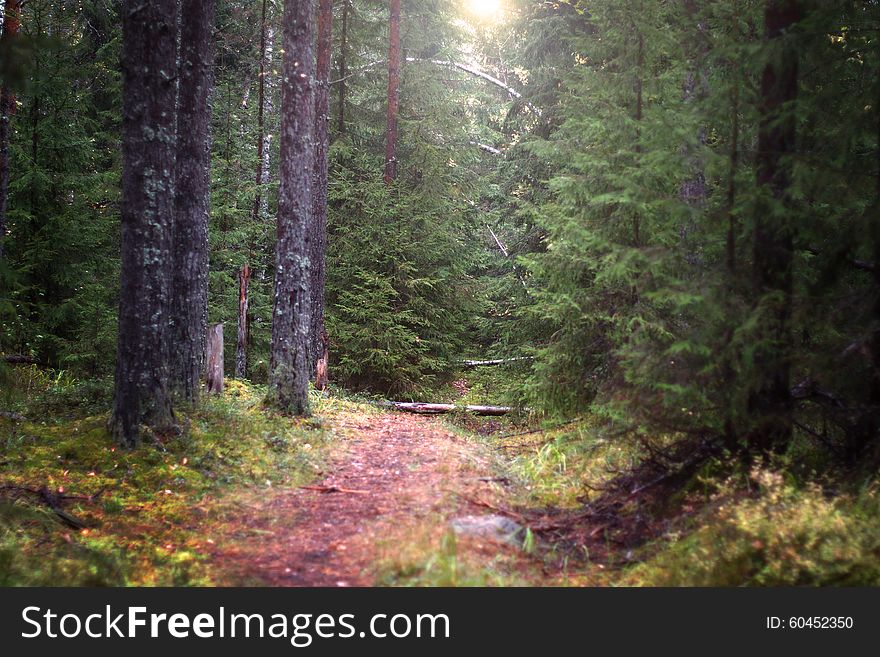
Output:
[{"xmin": 205, "ymin": 323, "xmax": 224, "ymax": 394}]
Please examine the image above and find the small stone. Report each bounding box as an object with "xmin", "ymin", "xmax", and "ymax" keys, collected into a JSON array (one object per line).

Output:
[{"xmin": 449, "ymin": 515, "xmax": 524, "ymax": 546}]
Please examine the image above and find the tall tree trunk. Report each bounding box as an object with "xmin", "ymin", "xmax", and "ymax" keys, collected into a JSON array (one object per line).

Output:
[
  {"xmin": 310, "ymin": 0, "xmax": 332, "ymax": 374},
  {"xmin": 171, "ymin": 0, "xmax": 214, "ymax": 403},
  {"xmin": 238, "ymin": 0, "xmax": 274, "ymax": 380},
  {"xmin": 0, "ymin": 0, "xmax": 21, "ymax": 262},
  {"xmin": 748, "ymin": 0, "xmax": 801, "ymax": 454},
  {"xmin": 110, "ymin": 0, "xmax": 179, "ymax": 447},
  {"xmin": 252, "ymin": 0, "xmax": 269, "ymax": 224},
  {"xmin": 337, "ymin": 0, "xmax": 350, "ymax": 134},
  {"xmin": 268, "ymin": 0, "xmax": 314, "ymax": 416},
  {"xmin": 258, "ymin": 25, "xmax": 274, "ymax": 222},
  {"xmin": 235, "ymin": 263, "xmax": 250, "ymax": 379},
  {"xmin": 383, "ymin": 0, "xmax": 401, "ymax": 184}
]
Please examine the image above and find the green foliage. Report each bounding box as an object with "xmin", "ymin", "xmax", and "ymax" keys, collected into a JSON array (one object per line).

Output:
[
  {"xmin": 2, "ymin": 0, "xmax": 122, "ymax": 373},
  {"xmin": 627, "ymin": 469, "xmax": 880, "ymax": 586},
  {"xmin": 326, "ymin": 142, "xmax": 477, "ymax": 395}
]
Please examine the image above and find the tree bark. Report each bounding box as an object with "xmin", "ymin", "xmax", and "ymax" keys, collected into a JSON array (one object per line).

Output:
[
  {"xmin": 383, "ymin": 0, "xmax": 401, "ymax": 184},
  {"xmin": 235, "ymin": 263, "xmax": 250, "ymax": 379},
  {"xmin": 310, "ymin": 0, "xmax": 332, "ymax": 374},
  {"xmin": 205, "ymin": 323, "xmax": 224, "ymax": 394},
  {"xmin": 110, "ymin": 0, "xmax": 179, "ymax": 448},
  {"xmin": 748, "ymin": 0, "xmax": 801, "ymax": 453},
  {"xmin": 268, "ymin": 0, "xmax": 314, "ymax": 416},
  {"xmin": 0, "ymin": 0, "xmax": 21, "ymax": 262},
  {"xmin": 171, "ymin": 0, "xmax": 214, "ymax": 404}
]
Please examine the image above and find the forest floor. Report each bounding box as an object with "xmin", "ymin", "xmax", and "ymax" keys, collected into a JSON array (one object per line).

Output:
[
  {"xmin": 207, "ymin": 411, "xmax": 564, "ymax": 587},
  {"xmin": 4, "ymin": 369, "xmax": 877, "ymax": 587}
]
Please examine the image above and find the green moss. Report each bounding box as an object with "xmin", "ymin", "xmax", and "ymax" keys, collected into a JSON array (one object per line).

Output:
[{"xmin": 0, "ymin": 376, "xmax": 364, "ymax": 586}]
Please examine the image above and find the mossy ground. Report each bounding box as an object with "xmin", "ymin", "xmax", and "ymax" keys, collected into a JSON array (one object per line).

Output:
[{"xmin": 0, "ymin": 366, "xmax": 372, "ymax": 586}]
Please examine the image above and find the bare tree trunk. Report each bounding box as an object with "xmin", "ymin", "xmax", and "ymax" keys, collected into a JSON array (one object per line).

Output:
[
  {"xmin": 238, "ymin": 0, "xmax": 274, "ymax": 380},
  {"xmin": 171, "ymin": 0, "xmax": 214, "ymax": 404},
  {"xmin": 235, "ymin": 263, "xmax": 250, "ymax": 379},
  {"xmin": 268, "ymin": 0, "xmax": 314, "ymax": 416},
  {"xmin": 383, "ymin": 0, "xmax": 401, "ymax": 184},
  {"xmin": 110, "ymin": 0, "xmax": 179, "ymax": 447},
  {"xmin": 205, "ymin": 323, "xmax": 224, "ymax": 394},
  {"xmin": 748, "ymin": 0, "xmax": 801, "ymax": 454},
  {"xmin": 310, "ymin": 0, "xmax": 332, "ymax": 375},
  {"xmin": 252, "ymin": 0, "xmax": 271, "ymax": 224},
  {"xmin": 0, "ymin": 0, "xmax": 21, "ymax": 262}
]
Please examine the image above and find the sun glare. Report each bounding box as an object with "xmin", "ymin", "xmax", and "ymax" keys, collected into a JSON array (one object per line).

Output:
[{"xmin": 469, "ymin": 0, "xmax": 502, "ymax": 20}]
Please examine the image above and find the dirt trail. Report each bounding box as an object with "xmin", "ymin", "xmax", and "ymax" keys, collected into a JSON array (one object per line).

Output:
[{"xmin": 209, "ymin": 412, "xmax": 531, "ymax": 586}]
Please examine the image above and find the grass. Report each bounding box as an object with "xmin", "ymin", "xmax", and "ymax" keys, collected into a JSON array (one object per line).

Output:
[
  {"xmin": 623, "ymin": 468, "xmax": 880, "ymax": 586},
  {"xmin": 0, "ymin": 366, "xmax": 370, "ymax": 586}
]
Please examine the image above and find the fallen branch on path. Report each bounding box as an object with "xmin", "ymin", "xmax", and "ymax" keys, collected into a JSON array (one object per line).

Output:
[
  {"xmin": 378, "ymin": 401, "xmax": 512, "ymax": 416},
  {"xmin": 299, "ymin": 485, "xmax": 370, "ymax": 495}
]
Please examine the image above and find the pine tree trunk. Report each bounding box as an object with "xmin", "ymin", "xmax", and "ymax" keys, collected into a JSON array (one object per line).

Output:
[
  {"xmin": 205, "ymin": 323, "xmax": 224, "ymax": 394},
  {"xmin": 235, "ymin": 263, "xmax": 250, "ymax": 379},
  {"xmin": 110, "ymin": 0, "xmax": 179, "ymax": 447},
  {"xmin": 268, "ymin": 0, "xmax": 314, "ymax": 416},
  {"xmin": 383, "ymin": 0, "xmax": 401, "ymax": 184},
  {"xmin": 748, "ymin": 0, "xmax": 801, "ymax": 454},
  {"xmin": 0, "ymin": 0, "xmax": 21, "ymax": 262},
  {"xmin": 310, "ymin": 0, "xmax": 332, "ymax": 374},
  {"xmin": 171, "ymin": 0, "xmax": 214, "ymax": 404}
]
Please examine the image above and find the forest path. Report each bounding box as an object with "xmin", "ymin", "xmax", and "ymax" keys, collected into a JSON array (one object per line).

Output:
[{"xmin": 207, "ymin": 412, "xmax": 542, "ymax": 586}]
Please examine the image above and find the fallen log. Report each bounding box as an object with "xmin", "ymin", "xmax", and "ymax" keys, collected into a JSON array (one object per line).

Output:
[
  {"xmin": 0, "ymin": 410, "xmax": 27, "ymax": 421},
  {"xmin": 379, "ymin": 401, "xmax": 512, "ymax": 416},
  {"xmin": 462, "ymin": 357, "xmax": 533, "ymax": 368}
]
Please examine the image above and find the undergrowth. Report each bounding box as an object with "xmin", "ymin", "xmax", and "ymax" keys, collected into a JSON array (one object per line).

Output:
[{"xmin": 455, "ymin": 408, "xmax": 880, "ymax": 587}]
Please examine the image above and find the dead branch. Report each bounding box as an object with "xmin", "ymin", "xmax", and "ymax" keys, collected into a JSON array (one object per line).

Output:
[
  {"xmin": 0, "ymin": 410, "xmax": 27, "ymax": 421},
  {"xmin": 299, "ymin": 485, "xmax": 370, "ymax": 495}
]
